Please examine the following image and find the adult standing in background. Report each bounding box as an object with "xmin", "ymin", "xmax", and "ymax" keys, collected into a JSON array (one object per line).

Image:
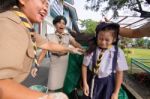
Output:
[{"xmin": 33, "ymin": 15, "xmax": 82, "ymax": 91}]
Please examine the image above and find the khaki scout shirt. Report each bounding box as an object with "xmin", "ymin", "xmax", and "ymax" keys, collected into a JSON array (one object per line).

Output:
[
  {"xmin": 47, "ymin": 32, "xmax": 76, "ymax": 55},
  {"xmin": 0, "ymin": 10, "xmax": 47, "ymax": 82}
]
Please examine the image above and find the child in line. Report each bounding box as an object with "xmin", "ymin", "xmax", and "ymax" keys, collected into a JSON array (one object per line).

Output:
[{"xmin": 82, "ymin": 22, "xmax": 128, "ymax": 99}]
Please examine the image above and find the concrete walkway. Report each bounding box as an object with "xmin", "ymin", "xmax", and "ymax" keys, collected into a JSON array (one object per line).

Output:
[{"xmin": 22, "ymin": 58, "xmax": 50, "ymax": 87}]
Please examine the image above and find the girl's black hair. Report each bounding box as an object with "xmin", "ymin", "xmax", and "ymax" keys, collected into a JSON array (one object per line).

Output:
[
  {"xmin": 86, "ymin": 22, "xmax": 120, "ymax": 54},
  {"xmin": 53, "ymin": 15, "xmax": 67, "ymax": 25},
  {"xmin": 0, "ymin": 0, "xmax": 19, "ymax": 12}
]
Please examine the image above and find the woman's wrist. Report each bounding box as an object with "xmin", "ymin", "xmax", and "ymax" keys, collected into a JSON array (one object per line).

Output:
[{"xmin": 67, "ymin": 47, "xmax": 72, "ymax": 53}]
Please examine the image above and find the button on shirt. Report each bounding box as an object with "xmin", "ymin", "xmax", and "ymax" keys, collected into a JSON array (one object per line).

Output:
[{"xmin": 83, "ymin": 46, "xmax": 128, "ymax": 78}]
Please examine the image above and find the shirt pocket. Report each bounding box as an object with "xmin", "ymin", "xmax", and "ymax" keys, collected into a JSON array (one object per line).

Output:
[{"xmin": 26, "ymin": 43, "xmax": 34, "ymax": 59}]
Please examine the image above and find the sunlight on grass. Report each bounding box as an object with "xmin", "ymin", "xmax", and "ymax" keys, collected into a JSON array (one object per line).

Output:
[{"xmin": 124, "ymin": 48, "xmax": 150, "ymax": 67}]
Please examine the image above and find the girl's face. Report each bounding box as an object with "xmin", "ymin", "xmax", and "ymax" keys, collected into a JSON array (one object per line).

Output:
[
  {"xmin": 97, "ymin": 30, "xmax": 115, "ymax": 49},
  {"xmin": 19, "ymin": 0, "xmax": 49, "ymax": 23},
  {"xmin": 55, "ymin": 19, "xmax": 66, "ymax": 34}
]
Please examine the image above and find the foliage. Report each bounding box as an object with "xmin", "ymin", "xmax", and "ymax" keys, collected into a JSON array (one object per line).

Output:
[
  {"xmin": 135, "ymin": 38, "xmax": 145, "ymax": 47},
  {"xmin": 85, "ymin": 0, "xmax": 150, "ymax": 18},
  {"xmin": 80, "ymin": 19, "xmax": 98, "ymax": 35}
]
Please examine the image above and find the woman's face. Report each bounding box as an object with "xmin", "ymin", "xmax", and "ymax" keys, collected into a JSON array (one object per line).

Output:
[
  {"xmin": 97, "ymin": 30, "xmax": 115, "ymax": 49},
  {"xmin": 19, "ymin": 0, "xmax": 49, "ymax": 23},
  {"xmin": 55, "ymin": 19, "xmax": 66, "ymax": 34}
]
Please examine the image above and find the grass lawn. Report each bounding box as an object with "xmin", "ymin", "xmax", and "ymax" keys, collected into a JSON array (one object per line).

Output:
[{"xmin": 124, "ymin": 48, "xmax": 150, "ymax": 67}]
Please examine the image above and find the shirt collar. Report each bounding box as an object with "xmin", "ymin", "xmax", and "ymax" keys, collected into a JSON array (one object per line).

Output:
[
  {"xmin": 0, "ymin": 6, "xmax": 32, "ymax": 26},
  {"xmin": 97, "ymin": 45, "xmax": 116, "ymax": 52},
  {"xmin": 55, "ymin": 31, "xmax": 69, "ymax": 36}
]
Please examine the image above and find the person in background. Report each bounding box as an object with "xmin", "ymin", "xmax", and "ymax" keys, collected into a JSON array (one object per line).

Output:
[{"xmin": 32, "ymin": 15, "xmax": 83, "ymax": 91}]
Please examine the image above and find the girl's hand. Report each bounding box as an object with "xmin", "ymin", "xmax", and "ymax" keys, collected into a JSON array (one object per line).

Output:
[
  {"xmin": 111, "ymin": 92, "xmax": 119, "ymax": 99},
  {"xmin": 83, "ymin": 83, "xmax": 89, "ymax": 96},
  {"xmin": 31, "ymin": 67, "xmax": 38, "ymax": 78}
]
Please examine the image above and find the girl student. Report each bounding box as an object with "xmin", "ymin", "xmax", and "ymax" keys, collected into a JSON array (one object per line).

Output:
[{"xmin": 82, "ymin": 22, "xmax": 128, "ymax": 99}]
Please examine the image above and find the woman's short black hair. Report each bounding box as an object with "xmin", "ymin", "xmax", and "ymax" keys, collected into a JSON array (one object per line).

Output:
[
  {"xmin": 53, "ymin": 15, "xmax": 67, "ymax": 25},
  {"xmin": 0, "ymin": 0, "xmax": 18, "ymax": 12}
]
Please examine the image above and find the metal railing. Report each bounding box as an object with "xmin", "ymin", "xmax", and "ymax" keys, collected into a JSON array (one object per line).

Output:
[{"xmin": 131, "ymin": 58, "xmax": 150, "ymax": 73}]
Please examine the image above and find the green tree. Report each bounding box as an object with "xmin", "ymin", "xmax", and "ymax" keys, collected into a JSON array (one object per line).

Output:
[
  {"xmin": 135, "ymin": 38, "xmax": 145, "ymax": 47},
  {"xmin": 85, "ymin": 0, "xmax": 150, "ymax": 18},
  {"xmin": 80, "ymin": 19, "xmax": 98, "ymax": 35}
]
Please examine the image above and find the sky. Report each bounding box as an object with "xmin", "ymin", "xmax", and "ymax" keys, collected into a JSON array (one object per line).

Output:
[
  {"xmin": 73, "ymin": 0, "xmax": 140, "ymax": 21},
  {"xmin": 73, "ymin": 0, "xmax": 150, "ymax": 29},
  {"xmin": 73, "ymin": 0, "xmax": 105, "ymax": 21}
]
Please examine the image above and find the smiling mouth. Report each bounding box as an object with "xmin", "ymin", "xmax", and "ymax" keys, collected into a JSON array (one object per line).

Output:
[{"xmin": 59, "ymin": 27, "xmax": 64, "ymax": 30}]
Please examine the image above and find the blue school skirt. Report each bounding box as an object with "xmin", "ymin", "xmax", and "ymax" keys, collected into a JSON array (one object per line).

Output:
[{"xmin": 82, "ymin": 72, "xmax": 115, "ymax": 99}]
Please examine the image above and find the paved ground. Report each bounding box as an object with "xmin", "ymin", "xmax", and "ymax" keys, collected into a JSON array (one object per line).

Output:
[{"xmin": 22, "ymin": 58, "xmax": 50, "ymax": 87}]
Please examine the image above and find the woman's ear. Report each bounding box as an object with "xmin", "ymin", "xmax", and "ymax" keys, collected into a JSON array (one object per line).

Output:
[{"xmin": 18, "ymin": 0, "xmax": 26, "ymax": 6}]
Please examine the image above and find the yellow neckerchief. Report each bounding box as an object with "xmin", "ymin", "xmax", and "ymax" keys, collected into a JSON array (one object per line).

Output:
[
  {"xmin": 55, "ymin": 31, "xmax": 68, "ymax": 44},
  {"xmin": 14, "ymin": 10, "xmax": 39, "ymax": 69},
  {"xmin": 93, "ymin": 45, "xmax": 113, "ymax": 75}
]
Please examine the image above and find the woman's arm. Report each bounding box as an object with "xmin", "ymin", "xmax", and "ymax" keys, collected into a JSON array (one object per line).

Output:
[
  {"xmin": 120, "ymin": 22, "xmax": 150, "ymax": 38},
  {"xmin": 38, "ymin": 49, "xmax": 47, "ymax": 65},
  {"xmin": 39, "ymin": 41, "xmax": 72, "ymax": 53},
  {"xmin": 0, "ymin": 79, "xmax": 68, "ymax": 99},
  {"xmin": 70, "ymin": 39, "xmax": 82, "ymax": 49},
  {"xmin": 0, "ymin": 79, "xmax": 45, "ymax": 99},
  {"xmin": 119, "ymin": 27, "xmax": 141, "ymax": 38}
]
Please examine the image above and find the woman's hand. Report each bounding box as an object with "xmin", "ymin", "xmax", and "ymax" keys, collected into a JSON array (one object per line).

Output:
[
  {"xmin": 69, "ymin": 47, "xmax": 85, "ymax": 55},
  {"xmin": 31, "ymin": 67, "xmax": 38, "ymax": 78},
  {"xmin": 48, "ymin": 92, "xmax": 68, "ymax": 99},
  {"xmin": 39, "ymin": 92, "xmax": 68, "ymax": 99},
  {"xmin": 111, "ymin": 92, "xmax": 119, "ymax": 99},
  {"xmin": 83, "ymin": 83, "xmax": 89, "ymax": 96}
]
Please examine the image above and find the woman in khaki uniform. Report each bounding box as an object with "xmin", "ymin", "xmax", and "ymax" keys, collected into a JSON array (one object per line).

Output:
[
  {"xmin": 34, "ymin": 15, "xmax": 82, "ymax": 91},
  {"xmin": 0, "ymin": 0, "xmax": 81, "ymax": 99}
]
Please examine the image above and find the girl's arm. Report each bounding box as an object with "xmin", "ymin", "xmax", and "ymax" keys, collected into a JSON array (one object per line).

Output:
[
  {"xmin": 114, "ymin": 71, "xmax": 123, "ymax": 94},
  {"xmin": 82, "ymin": 65, "xmax": 89, "ymax": 96},
  {"xmin": 111, "ymin": 71, "xmax": 123, "ymax": 99},
  {"xmin": 82, "ymin": 65, "xmax": 88, "ymax": 85}
]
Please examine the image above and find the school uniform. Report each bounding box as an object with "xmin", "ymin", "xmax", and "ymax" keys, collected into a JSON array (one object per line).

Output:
[
  {"xmin": 82, "ymin": 46, "xmax": 128, "ymax": 99},
  {"xmin": 47, "ymin": 32, "xmax": 76, "ymax": 90},
  {"xmin": 0, "ymin": 9, "xmax": 47, "ymax": 82}
]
